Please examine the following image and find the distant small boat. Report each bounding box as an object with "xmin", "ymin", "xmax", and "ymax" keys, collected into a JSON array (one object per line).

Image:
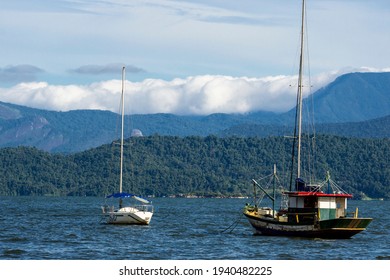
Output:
[
  {"xmin": 243, "ymin": 0, "xmax": 372, "ymax": 238},
  {"xmin": 101, "ymin": 67, "xmax": 153, "ymax": 225}
]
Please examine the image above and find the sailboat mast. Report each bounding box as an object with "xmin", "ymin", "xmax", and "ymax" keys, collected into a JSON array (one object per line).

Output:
[
  {"xmin": 297, "ymin": 0, "xmax": 305, "ymax": 180},
  {"xmin": 119, "ymin": 66, "xmax": 125, "ymax": 194}
]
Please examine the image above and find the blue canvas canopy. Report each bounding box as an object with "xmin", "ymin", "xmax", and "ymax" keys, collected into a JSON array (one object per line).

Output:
[
  {"xmin": 106, "ymin": 192, "xmax": 134, "ymax": 199},
  {"xmin": 106, "ymin": 192, "xmax": 151, "ymax": 204}
]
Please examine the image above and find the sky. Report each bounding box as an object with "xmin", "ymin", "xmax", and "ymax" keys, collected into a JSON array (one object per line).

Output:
[{"xmin": 0, "ymin": 0, "xmax": 389, "ymax": 115}]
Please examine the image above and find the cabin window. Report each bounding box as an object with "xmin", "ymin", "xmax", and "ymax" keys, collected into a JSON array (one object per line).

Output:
[
  {"xmin": 289, "ymin": 197, "xmax": 306, "ymax": 208},
  {"xmin": 289, "ymin": 197, "xmax": 297, "ymax": 208},
  {"xmin": 304, "ymin": 197, "xmax": 316, "ymax": 208},
  {"xmin": 335, "ymin": 197, "xmax": 347, "ymax": 218}
]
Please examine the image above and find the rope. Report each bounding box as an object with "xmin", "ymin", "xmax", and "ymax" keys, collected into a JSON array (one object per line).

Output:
[{"xmin": 220, "ymin": 212, "xmax": 243, "ymax": 234}]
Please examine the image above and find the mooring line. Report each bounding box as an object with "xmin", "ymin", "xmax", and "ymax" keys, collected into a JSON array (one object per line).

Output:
[{"xmin": 220, "ymin": 212, "xmax": 243, "ymax": 234}]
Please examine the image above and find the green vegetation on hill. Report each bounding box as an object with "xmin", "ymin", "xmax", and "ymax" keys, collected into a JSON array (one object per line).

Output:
[
  {"xmin": 0, "ymin": 135, "xmax": 389, "ymax": 199},
  {"xmin": 220, "ymin": 115, "xmax": 390, "ymax": 139}
]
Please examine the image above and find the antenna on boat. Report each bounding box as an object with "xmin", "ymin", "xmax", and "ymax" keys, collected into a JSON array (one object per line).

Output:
[
  {"xmin": 253, "ymin": 180, "xmax": 257, "ymax": 207},
  {"xmin": 272, "ymin": 164, "xmax": 276, "ymax": 216},
  {"xmin": 326, "ymin": 171, "xmax": 330, "ymax": 194}
]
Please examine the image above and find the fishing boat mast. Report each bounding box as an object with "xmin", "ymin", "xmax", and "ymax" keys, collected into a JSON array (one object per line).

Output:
[
  {"xmin": 297, "ymin": 0, "xmax": 305, "ymax": 181},
  {"xmin": 119, "ymin": 66, "xmax": 125, "ymax": 194},
  {"xmin": 290, "ymin": 0, "xmax": 306, "ymax": 191}
]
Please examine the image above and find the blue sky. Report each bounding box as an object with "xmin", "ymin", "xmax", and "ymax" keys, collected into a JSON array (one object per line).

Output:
[{"xmin": 0, "ymin": 0, "xmax": 389, "ymax": 115}]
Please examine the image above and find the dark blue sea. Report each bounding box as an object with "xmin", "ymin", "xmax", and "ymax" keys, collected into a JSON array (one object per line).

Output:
[{"xmin": 0, "ymin": 197, "xmax": 389, "ymax": 260}]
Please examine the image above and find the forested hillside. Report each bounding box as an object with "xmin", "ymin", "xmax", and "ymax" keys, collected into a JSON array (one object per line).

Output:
[
  {"xmin": 219, "ymin": 115, "xmax": 390, "ymax": 138},
  {"xmin": 0, "ymin": 135, "xmax": 389, "ymax": 199}
]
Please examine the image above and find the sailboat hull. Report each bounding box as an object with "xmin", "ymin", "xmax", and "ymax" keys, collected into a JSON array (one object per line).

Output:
[
  {"xmin": 244, "ymin": 212, "xmax": 372, "ymax": 239},
  {"xmin": 102, "ymin": 206, "xmax": 153, "ymax": 225},
  {"xmin": 104, "ymin": 210, "xmax": 153, "ymax": 225}
]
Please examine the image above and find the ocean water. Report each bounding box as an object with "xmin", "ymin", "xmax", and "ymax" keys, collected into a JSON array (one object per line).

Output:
[{"xmin": 0, "ymin": 196, "xmax": 389, "ymax": 260}]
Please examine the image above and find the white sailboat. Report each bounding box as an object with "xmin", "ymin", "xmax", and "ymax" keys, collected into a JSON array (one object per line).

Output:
[{"xmin": 101, "ymin": 66, "xmax": 153, "ymax": 225}]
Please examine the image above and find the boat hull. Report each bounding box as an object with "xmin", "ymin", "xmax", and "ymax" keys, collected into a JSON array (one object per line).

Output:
[
  {"xmin": 103, "ymin": 206, "xmax": 153, "ymax": 225},
  {"xmin": 244, "ymin": 212, "xmax": 372, "ymax": 239}
]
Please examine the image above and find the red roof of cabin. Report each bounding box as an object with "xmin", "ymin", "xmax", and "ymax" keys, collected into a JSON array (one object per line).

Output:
[{"xmin": 283, "ymin": 191, "xmax": 353, "ymax": 198}]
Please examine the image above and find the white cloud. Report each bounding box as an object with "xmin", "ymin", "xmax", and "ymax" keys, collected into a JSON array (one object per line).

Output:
[{"xmin": 2, "ymin": 68, "xmax": 389, "ymax": 115}]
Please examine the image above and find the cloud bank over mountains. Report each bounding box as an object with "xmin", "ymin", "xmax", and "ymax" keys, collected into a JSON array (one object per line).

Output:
[{"xmin": 1, "ymin": 67, "xmax": 389, "ymax": 115}]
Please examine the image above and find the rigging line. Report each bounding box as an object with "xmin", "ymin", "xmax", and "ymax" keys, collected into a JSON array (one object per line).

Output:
[
  {"xmin": 256, "ymin": 172, "xmax": 274, "ymax": 182},
  {"xmin": 302, "ymin": 1, "xmax": 318, "ymax": 184},
  {"xmin": 220, "ymin": 212, "xmax": 243, "ymax": 234},
  {"xmin": 302, "ymin": 3, "xmax": 317, "ymax": 183},
  {"xmin": 289, "ymin": 60, "xmax": 300, "ymax": 191},
  {"xmin": 115, "ymin": 78, "xmax": 124, "ymax": 142},
  {"xmin": 255, "ymin": 192, "xmax": 266, "ymax": 207}
]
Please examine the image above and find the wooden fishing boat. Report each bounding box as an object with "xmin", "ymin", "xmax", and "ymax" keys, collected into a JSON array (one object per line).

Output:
[{"xmin": 243, "ymin": 0, "xmax": 372, "ymax": 238}]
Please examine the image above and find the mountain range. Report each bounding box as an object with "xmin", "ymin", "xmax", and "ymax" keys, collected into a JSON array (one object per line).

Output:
[{"xmin": 1, "ymin": 72, "xmax": 390, "ymax": 153}]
